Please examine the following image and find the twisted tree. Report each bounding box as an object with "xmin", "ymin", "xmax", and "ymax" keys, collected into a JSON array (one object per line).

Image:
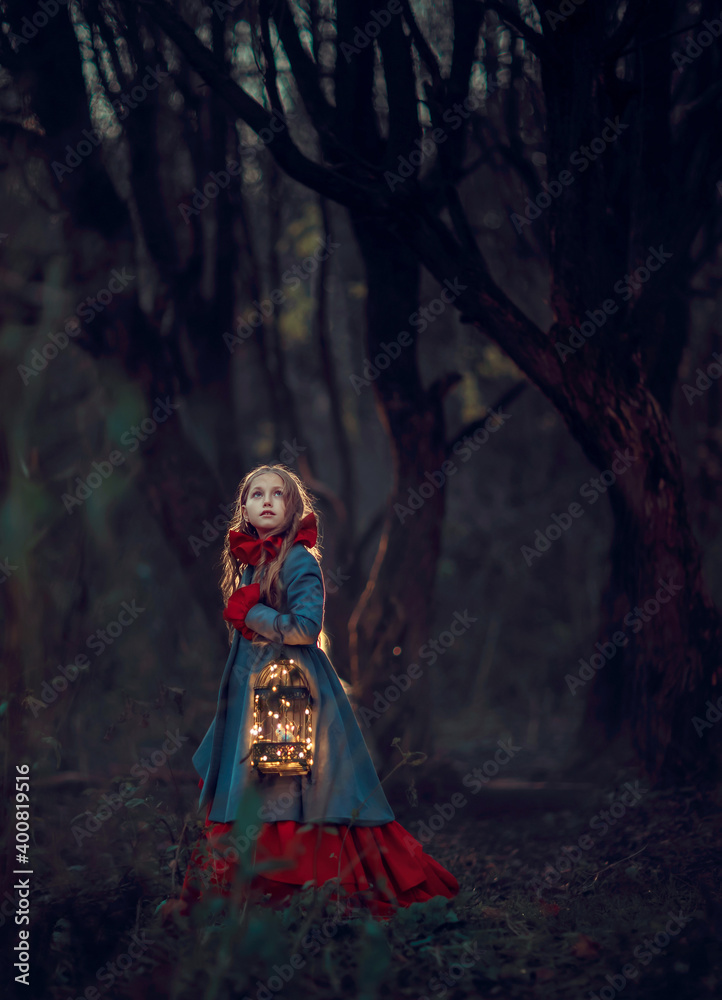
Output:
[
  {"xmin": 126, "ymin": 0, "xmax": 722, "ymax": 777},
  {"xmin": 2, "ymin": 0, "xmax": 721, "ymax": 777}
]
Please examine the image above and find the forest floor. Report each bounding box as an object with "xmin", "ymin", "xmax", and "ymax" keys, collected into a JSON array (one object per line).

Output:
[
  {"xmin": 34, "ymin": 743, "xmax": 722, "ymax": 1000},
  {"xmin": 380, "ymin": 741, "xmax": 722, "ymax": 1000}
]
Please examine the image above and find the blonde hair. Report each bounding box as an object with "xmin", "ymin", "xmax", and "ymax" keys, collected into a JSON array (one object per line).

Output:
[{"xmin": 220, "ymin": 464, "xmax": 322, "ymax": 644}]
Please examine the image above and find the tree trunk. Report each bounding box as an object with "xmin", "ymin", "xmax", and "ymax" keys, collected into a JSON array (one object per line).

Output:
[
  {"xmin": 388, "ymin": 204, "xmax": 722, "ymax": 779},
  {"xmin": 579, "ymin": 384, "xmax": 722, "ymax": 780},
  {"xmin": 534, "ymin": 2, "xmax": 722, "ymax": 779},
  {"xmin": 347, "ymin": 220, "xmax": 447, "ymax": 762}
]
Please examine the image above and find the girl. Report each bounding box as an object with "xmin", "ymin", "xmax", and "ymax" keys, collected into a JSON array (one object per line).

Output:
[{"xmin": 178, "ymin": 464, "xmax": 459, "ymax": 919}]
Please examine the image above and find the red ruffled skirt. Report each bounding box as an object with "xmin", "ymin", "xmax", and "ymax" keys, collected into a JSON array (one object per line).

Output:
[{"xmin": 180, "ymin": 809, "xmax": 459, "ymax": 920}]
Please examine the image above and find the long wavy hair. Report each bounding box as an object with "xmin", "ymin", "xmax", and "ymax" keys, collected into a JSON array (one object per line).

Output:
[{"xmin": 219, "ymin": 464, "xmax": 322, "ymax": 644}]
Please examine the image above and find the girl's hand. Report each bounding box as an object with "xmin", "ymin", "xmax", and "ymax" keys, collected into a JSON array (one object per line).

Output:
[{"xmin": 223, "ymin": 583, "xmax": 261, "ymax": 640}]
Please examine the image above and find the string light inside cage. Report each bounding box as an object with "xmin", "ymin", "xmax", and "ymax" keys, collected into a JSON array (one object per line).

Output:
[{"xmin": 250, "ymin": 659, "xmax": 314, "ymax": 775}]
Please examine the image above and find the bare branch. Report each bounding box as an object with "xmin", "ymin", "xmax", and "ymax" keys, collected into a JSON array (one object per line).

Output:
[
  {"xmin": 270, "ymin": 0, "xmax": 335, "ymax": 132},
  {"xmin": 129, "ymin": 0, "xmax": 373, "ymax": 210},
  {"xmin": 258, "ymin": 0, "xmax": 284, "ymax": 116},
  {"xmin": 377, "ymin": 10, "xmax": 421, "ymax": 167},
  {"xmin": 604, "ymin": 0, "xmax": 655, "ymax": 58},
  {"xmin": 445, "ymin": 380, "xmax": 528, "ymax": 455},
  {"xmin": 482, "ymin": 0, "xmax": 554, "ymax": 63},
  {"xmin": 399, "ymin": 0, "xmax": 443, "ymax": 89}
]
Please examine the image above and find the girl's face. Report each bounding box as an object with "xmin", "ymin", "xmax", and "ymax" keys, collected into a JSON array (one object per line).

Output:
[{"xmin": 242, "ymin": 472, "xmax": 287, "ymax": 539}]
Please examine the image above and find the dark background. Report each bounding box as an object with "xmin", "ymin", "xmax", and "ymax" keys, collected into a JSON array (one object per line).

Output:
[{"xmin": 1, "ymin": 1, "xmax": 722, "ymax": 998}]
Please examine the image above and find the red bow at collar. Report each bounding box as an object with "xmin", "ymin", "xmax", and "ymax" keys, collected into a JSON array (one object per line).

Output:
[{"xmin": 229, "ymin": 512, "xmax": 318, "ymax": 565}]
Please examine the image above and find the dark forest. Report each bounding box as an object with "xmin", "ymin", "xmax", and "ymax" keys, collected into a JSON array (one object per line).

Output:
[{"xmin": 1, "ymin": 1, "xmax": 722, "ymax": 998}]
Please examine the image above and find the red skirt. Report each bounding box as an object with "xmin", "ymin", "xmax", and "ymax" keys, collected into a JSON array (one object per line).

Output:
[{"xmin": 180, "ymin": 810, "xmax": 460, "ymax": 920}]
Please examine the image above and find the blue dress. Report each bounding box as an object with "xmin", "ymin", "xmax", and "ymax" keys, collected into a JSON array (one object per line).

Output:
[{"xmin": 192, "ymin": 544, "xmax": 396, "ymax": 826}]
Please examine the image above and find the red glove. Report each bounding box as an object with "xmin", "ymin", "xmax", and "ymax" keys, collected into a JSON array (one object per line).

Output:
[{"xmin": 223, "ymin": 583, "xmax": 261, "ymax": 640}]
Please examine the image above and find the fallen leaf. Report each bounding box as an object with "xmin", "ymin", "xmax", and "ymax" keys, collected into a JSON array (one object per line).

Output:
[
  {"xmin": 535, "ymin": 968, "xmax": 555, "ymax": 981},
  {"xmin": 570, "ymin": 933, "xmax": 600, "ymax": 958},
  {"xmin": 539, "ymin": 899, "xmax": 560, "ymax": 916}
]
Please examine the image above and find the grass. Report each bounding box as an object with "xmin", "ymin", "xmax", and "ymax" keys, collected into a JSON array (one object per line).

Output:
[{"xmin": 23, "ymin": 766, "xmax": 722, "ymax": 1000}]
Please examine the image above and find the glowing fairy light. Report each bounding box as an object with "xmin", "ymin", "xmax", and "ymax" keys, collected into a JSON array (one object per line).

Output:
[{"xmin": 249, "ymin": 658, "xmax": 314, "ymax": 775}]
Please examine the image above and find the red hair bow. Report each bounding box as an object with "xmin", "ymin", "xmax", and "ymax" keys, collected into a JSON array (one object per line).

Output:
[{"xmin": 228, "ymin": 512, "xmax": 318, "ymax": 566}]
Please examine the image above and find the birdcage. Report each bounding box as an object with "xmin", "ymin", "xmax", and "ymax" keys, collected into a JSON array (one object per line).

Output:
[{"xmin": 249, "ymin": 659, "xmax": 314, "ymax": 775}]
